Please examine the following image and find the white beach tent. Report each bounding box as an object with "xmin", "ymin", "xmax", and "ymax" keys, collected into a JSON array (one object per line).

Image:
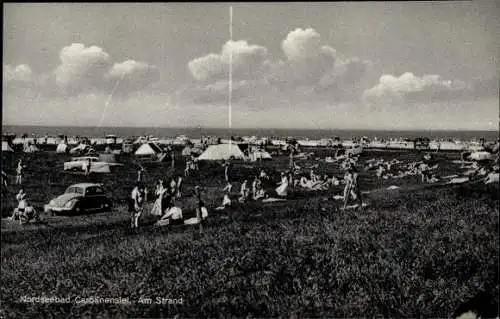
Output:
[
  {"xmin": 250, "ymin": 149, "xmax": 272, "ymax": 161},
  {"xmin": 2, "ymin": 141, "xmax": 14, "ymax": 152},
  {"xmin": 135, "ymin": 142, "xmax": 163, "ymax": 156},
  {"xmin": 56, "ymin": 143, "xmax": 68, "ymax": 154},
  {"xmin": 198, "ymin": 143, "xmax": 245, "ymax": 161},
  {"xmin": 23, "ymin": 143, "xmax": 39, "ymax": 153}
]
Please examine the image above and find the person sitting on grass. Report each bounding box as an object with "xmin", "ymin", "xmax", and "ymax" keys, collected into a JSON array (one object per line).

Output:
[
  {"xmin": 168, "ymin": 177, "xmax": 177, "ymax": 204},
  {"xmin": 342, "ymin": 165, "xmax": 363, "ymax": 211},
  {"xmin": 259, "ymin": 169, "xmax": 269, "ymax": 180},
  {"xmin": 252, "ymin": 177, "xmax": 259, "ymax": 200},
  {"xmin": 252, "ymin": 177, "xmax": 266, "ymax": 200},
  {"xmin": 484, "ymin": 168, "xmax": 499, "ymax": 184},
  {"xmin": 217, "ymin": 189, "xmax": 232, "ymax": 210},
  {"xmin": 158, "ymin": 205, "xmax": 184, "ymax": 226},
  {"xmin": 275, "ymin": 172, "xmax": 289, "ymax": 198},
  {"xmin": 11, "ymin": 190, "xmax": 39, "ymax": 224}
]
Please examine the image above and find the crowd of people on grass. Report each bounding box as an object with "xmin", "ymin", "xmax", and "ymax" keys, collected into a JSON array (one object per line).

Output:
[{"xmin": 3, "ymin": 141, "xmax": 499, "ymax": 227}]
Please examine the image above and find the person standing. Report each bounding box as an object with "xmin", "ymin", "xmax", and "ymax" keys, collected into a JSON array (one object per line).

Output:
[
  {"xmin": 343, "ymin": 165, "xmax": 363, "ymax": 210},
  {"xmin": 84, "ymin": 158, "xmax": 91, "ymax": 176},
  {"xmin": 10, "ymin": 189, "xmax": 27, "ymax": 220},
  {"xmin": 171, "ymin": 151, "xmax": 175, "ymax": 169},
  {"xmin": 15, "ymin": 160, "xmax": 25, "ymax": 185},
  {"xmin": 195, "ymin": 186, "xmax": 206, "ymax": 234},
  {"xmin": 239, "ymin": 179, "xmax": 250, "ymax": 202},
  {"xmin": 1, "ymin": 170, "xmax": 8, "ymax": 195},
  {"xmin": 130, "ymin": 183, "xmax": 145, "ymax": 228},
  {"xmin": 137, "ymin": 166, "xmax": 145, "ymax": 182},
  {"xmin": 176, "ymin": 175, "xmax": 183, "ymax": 199},
  {"xmin": 223, "ymin": 160, "xmax": 231, "ymax": 183}
]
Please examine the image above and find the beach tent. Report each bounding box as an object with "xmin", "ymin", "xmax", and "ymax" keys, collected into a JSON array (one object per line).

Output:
[
  {"xmin": 198, "ymin": 143, "xmax": 245, "ymax": 161},
  {"xmin": 250, "ymin": 149, "xmax": 272, "ymax": 161},
  {"xmin": 135, "ymin": 142, "xmax": 163, "ymax": 156},
  {"xmin": 2, "ymin": 141, "xmax": 14, "ymax": 152},
  {"xmin": 23, "ymin": 143, "xmax": 39, "ymax": 153},
  {"xmin": 56, "ymin": 143, "xmax": 68, "ymax": 154},
  {"xmin": 182, "ymin": 145, "xmax": 204, "ymax": 157}
]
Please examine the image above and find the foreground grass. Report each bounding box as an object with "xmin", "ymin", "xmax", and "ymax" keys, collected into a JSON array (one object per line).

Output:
[{"xmin": 1, "ymin": 182, "xmax": 498, "ymax": 318}]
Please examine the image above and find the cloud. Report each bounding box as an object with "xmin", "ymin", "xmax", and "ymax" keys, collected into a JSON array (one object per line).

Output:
[
  {"xmin": 105, "ymin": 60, "xmax": 160, "ymax": 95},
  {"xmin": 282, "ymin": 27, "xmax": 323, "ymax": 61},
  {"xmin": 54, "ymin": 43, "xmax": 112, "ymax": 95},
  {"xmin": 185, "ymin": 27, "xmax": 370, "ymax": 107},
  {"xmin": 363, "ymin": 72, "xmax": 472, "ymax": 104},
  {"xmin": 3, "ymin": 64, "xmax": 33, "ymax": 83},
  {"xmin": 4, "ymin": 43, "xmax": 160, "ymax": 99},
  {"xmin": 188, "ymin": 40, "xmax": 268, "ymax": 83},
  {"xmin": 269, "ymin": 28, "xmax": 337, "ymax": 87}
]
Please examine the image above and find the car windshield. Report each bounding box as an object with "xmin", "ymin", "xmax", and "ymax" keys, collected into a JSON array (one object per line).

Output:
[{"xmin": 65, "ymin": 187, "xmax": 84, "ymax": 194}]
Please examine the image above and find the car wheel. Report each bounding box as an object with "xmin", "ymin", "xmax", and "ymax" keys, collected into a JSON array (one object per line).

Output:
[{"xmin": 73, "ymin": 202, "xmax": 84, "ymax": 214}]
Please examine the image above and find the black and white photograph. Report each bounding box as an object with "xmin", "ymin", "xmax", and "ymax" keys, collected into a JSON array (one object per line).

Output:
[{"xmin": 1, "ymin": 2, "xmax": 499, "ymax": 317}]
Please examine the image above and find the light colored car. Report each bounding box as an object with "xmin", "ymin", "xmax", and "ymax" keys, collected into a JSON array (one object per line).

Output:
[
  {"xmin": 63, "ymin": 156, "xmax": 100, "ymax": 171},
  {"xmin": 44, "ymin": 183, "xmax": 112, "ymax": 215}
]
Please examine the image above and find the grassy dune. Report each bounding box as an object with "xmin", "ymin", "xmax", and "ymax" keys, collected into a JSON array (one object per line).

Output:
[{"xmin": 1, "ymin": 149, "xmax": 498, "ymax": 317}]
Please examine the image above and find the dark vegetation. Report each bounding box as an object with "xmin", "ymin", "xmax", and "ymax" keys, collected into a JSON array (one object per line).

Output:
[{"xmin": 1, "ymin": 146, "xmax": 498, "ymax": 317}]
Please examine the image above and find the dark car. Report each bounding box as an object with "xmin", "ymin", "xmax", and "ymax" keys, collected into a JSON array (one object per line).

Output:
[{"xmin": 44, "ymin": 183, "xmax": 113, "ymax": 215}]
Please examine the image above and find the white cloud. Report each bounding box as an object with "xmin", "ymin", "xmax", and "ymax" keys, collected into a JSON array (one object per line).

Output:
[
  {"xmin": 188, "ymin": 54, "xmax": 225, "ymax": 82},
  {"xmin": 188, "ymin": 40, "xmax": 268, "ymax": 83},
  {"xmin": 282, "ymin": 28, "xmax": 322, "ymax": 61},
  {"xmin": 3, "ymin": 64, "xmax": 33, "ymax": 83},
  {"xmin": 54, "ymin": 43, "xmax": 111, "ymax": 93},
  {"xmin": 105, "ymin": 60, "xmax": 159, "ymax": 95},
  {"xmin": 363, "ymin": 72, "xmax": 470, "ymax": 103},
  {"xmin": 185, "ymin": 27, "xmax": 369, "ymax": 106}
]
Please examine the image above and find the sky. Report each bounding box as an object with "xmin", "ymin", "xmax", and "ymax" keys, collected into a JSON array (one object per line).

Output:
[{"xmin": 3, "ymin": 2, "xmax": 499, "ymax": 130}]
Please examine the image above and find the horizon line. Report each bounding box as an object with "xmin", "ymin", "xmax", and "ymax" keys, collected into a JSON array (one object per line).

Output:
[{"xmin": 2, "ymin": 124, "xmax": 498, "ymax": 132}]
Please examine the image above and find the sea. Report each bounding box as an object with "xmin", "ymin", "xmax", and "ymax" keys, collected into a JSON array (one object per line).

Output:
[{"xmin": 2, "ymin": 125, "xmax": 499, "ymax": 141}]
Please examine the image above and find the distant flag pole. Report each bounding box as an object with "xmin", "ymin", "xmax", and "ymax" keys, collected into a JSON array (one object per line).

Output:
[{"xmin": 228, "ymin": 5, "xmax": 233, "ymax": 139}]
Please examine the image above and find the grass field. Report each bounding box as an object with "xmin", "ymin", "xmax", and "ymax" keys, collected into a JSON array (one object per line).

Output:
[{"xmin": 1, "ymin": 147, "xmax": 498, "ymax": 317}]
